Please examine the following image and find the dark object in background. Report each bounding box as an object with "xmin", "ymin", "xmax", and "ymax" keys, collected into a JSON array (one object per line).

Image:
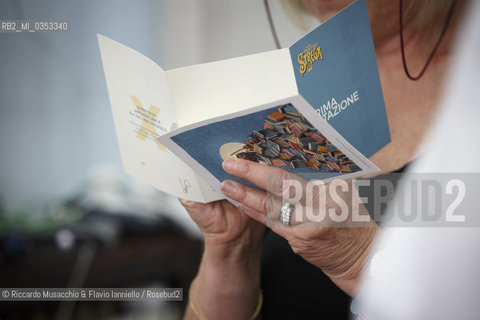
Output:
[
  {"xmin": 0, "ymin": 207, "xmax": 203, "ymax": 320},
  {"xmin": 261, "ymin": 229, "xmax": 352, "ymax": 320}
]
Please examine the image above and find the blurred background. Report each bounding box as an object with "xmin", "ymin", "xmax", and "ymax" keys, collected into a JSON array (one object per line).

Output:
[{"xmin": 0, "ymin": 0, "xmax": 317, "ymax": 319}]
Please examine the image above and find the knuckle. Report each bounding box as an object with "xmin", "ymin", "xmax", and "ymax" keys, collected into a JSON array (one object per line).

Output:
[
  {"xmin": 292, "ymin": 225, "xmax": 323, "ymax": 241},
  {"xmin": 288, "ymin": 238, "xmax": 309, "ymax": 255},
  {"xmin": 235, "ymin": 183, "xmax": 249, "ymax": 202},
  {"xmin": 310, "ymin": 189, "xmax": 321, "ymax": 205},
  {"xmin": 259, "ymin": 193, "xmax": 269, "ymax": 214},
  {"xmin": 237, "ymin": 160, "xmax": 253, "ymax": 178},
  {"xmin": 264, "ymin": 193, "xmax": 279, "ymax": 216},
  {"xmin": 269, "ymin": 171, "xmax": 290, "ymax": 195}
]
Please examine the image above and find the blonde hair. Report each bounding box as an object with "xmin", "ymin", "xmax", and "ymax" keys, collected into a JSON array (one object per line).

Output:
[
  {"xmin": 280, "ymin": 0, "xmax": 458, "ymax": 31},
  {"xmin": 279, "ymin": 0, "xmax": 314, "ymax": 31}
]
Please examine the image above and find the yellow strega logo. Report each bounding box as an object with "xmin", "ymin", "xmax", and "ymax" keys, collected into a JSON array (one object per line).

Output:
[{"xmin": 297, "ymin": 43, "xmax": 323, "ymax": 77}]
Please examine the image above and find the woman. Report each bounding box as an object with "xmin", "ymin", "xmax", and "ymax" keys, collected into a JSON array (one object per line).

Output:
[{"xmin": 181, "ymin": 0, "xmax": 466, "ymax": 319}]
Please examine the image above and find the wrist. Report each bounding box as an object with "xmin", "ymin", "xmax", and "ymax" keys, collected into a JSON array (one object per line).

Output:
[
  {"xmin": 204, "ymin": 238, "xmax": 261, "ymax": 265},
  {"xmin": 201, "ymin": 242, "xmax": 261, "ymax": 287},
  {"xmin": 197, "ymin": 230, "xmax": 263, "ymax": 293},
  {"xmin": 202, "ymin": 223, "xmax": 264, "ymax": 266},
  {"xmin": 192, "ymin": 245, "xmax": 262, "ymax": 320},
  {"xmin": 323, "ymin": 225, "xmax": 378, "ymax": 296}
]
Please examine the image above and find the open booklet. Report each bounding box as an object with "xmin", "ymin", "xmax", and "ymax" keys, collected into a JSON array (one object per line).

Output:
[{"xmin": 98, "ymin": 0, "xmax": 390, "ymax": 203}]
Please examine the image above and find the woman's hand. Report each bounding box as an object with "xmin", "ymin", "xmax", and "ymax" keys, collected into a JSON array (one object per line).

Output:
[
  {"xmin": 221, "ymin": 158, "xmax": 378, "ymax": 296},
  {"xmin": 179, "ymin": 198, "xmax": 265, "ymax": 256},
  {"xmin": 179, "ymin": 199, "xmax": 265, "ymax": 320}
]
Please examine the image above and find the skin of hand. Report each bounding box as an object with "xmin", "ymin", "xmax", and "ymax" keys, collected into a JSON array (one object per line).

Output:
[
  {"xmin": 179, "ymin": 198, "xmax": 265, "ymax": 320},
  {"xmin": 221, "ymin": 158, "xmax": 378, "ymax": 297},
  {"xmin": 178, "ymin": 198, "xmax": 265, "ymax": 256}
]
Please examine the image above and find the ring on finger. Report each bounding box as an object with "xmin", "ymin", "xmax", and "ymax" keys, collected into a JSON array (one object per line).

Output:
[{"xmin": 280, "ymin": 201, "xmax": 294, "ymax": 226}]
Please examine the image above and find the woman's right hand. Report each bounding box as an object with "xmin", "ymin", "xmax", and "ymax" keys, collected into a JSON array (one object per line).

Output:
[
  {"xmin": 179, "ymin": 198, "xmax": 265, "ymax": 320},
  {"xmin": 179, "ymin": 198, "xmax": 265, "ymax": 253}
]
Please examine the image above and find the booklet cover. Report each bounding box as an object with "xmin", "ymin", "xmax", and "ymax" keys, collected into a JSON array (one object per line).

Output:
[{"xmin": 98, "ymin": 0, "xmax": 390, "ymax": 203}]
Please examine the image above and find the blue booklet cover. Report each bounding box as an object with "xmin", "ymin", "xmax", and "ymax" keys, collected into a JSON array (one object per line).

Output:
[{"xmin": 289, "ymin": 0, "xmax": 389, "ymax": 158}]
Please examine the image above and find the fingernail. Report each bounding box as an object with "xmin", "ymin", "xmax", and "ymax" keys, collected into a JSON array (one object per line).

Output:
[
  {"xmin": 222, "ymin": 159, "xmax": 236, "ymax": 173},
  {"xmin": 221, "ymin": 180, "xmax": 237, "ymax": 196},
  {"xmin": 179, "ymin": 198, "xmax": 195, "ymax": 208}
]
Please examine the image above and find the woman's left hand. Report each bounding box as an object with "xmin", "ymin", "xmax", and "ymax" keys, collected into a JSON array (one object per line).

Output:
[{"xmin": 220, "ymin": 158, "xmax": 378, "ymax": 296}]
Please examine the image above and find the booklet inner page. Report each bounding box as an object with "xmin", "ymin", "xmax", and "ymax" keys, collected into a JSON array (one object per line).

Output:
[
  {"xmin": 166, "ymin": 48, "xmax": 298, "ymax": 128},
  {"xmin": 98, "ymin": 35, "xmax": 222, "ymax": 202}
]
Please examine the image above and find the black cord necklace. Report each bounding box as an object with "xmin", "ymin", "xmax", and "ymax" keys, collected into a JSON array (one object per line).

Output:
[
  {"xmin": 263, "ymin": 0, "xmax": 281, "ymax": 49},
  {"xmin": 400, "ymin": 0, "xmax": 457, "ymax": 81}
]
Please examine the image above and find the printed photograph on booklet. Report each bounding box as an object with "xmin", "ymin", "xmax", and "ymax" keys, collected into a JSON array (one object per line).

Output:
[
  {"xmin": 159, "ymin": 96, "xmax": 377, "ymax": 192},
  {"xmin": 220, "ymin": 103, "xmax": 361, "ymax": 174}
]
